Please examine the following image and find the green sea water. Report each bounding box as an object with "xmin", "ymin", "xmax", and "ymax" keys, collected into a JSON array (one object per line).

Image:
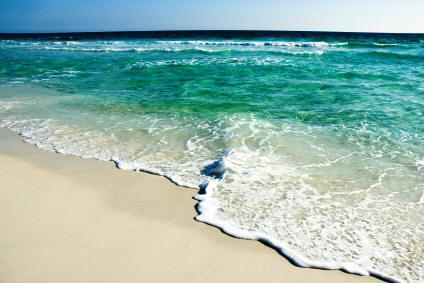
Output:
[{"xmin": 0, "ymin": 31, "xmax": 423, "ymax": 282}]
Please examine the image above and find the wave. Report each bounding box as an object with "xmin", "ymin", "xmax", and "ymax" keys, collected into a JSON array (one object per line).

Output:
[
  {"xmin": 3, "ymin": 38, "xmax": 423, "ymax": 53},
  {"xmin": 335, "ymin": 42, "xmax": 410, "ymax": 49},
  {"xmin": 1, "ymin": 43, "xmax": 328, "ymax": 57},
  {"xmin": 0, "ymin": 108, "xmax": 417, "ymax": 283},
  {"xmin": 194, "ymin": 186, "xmax": 404, "ymax": 283},
  {"xmin": 372, "ymin": 43, "xmax": 398, "ymax": 47},
  {"xmin": 360, "ymin": 51, "xmax": 424, "ymax": 60},
  {"xmin": 0, "ymin": 39, "xmax": 348, "ymax": 53},
  {"xmin": 6, "ymin": 39, "xmax": 422, "ymax": 56},
  {"xmin": 268, "ymin": 50, "xmax": 324, "ymax": 56},
  {"xmin": 2, "ymin": 98, "xmax": 417, "ymax": 283},
  {"xmin": 157, "ymin": 40, "xmax": 348, "ymax": 47},
  {"xmin": 0, "ymin": 45, "xmax": 223, "ymax": 54}
]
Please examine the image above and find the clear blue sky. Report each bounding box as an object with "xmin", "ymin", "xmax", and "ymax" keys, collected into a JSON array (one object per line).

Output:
[{"xmin": 0, "ymin": 0, "xmax": 423, "ymax": 33}]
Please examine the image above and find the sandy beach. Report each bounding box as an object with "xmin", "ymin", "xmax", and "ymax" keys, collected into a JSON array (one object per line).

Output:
[{"xmin": 0, "ymin": 127, "xmax": 382, "ymax": 283}]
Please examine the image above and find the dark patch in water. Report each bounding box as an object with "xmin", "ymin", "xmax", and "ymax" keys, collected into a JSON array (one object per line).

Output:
[{"xmin": 201, "ymin": 158, "xmax": 226, "ymax": 179}]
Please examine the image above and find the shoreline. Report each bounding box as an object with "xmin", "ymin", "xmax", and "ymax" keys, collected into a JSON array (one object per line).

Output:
[{"xmin": 0, "ymin": 127, "xmax": 382, "ymax": 283}]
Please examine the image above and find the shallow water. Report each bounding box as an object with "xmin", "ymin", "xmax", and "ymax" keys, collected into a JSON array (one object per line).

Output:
[{"xmin": 0, "ymin": 31, "xmax": 423, "ymax": 282}]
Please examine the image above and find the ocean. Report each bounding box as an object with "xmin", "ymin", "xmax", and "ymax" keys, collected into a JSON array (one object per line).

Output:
[{"xmin": 0, "ymin": 31, "xmax": 423, "ymax": 282}]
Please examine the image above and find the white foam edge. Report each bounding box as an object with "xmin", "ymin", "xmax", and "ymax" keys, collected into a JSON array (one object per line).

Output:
[
  {"xmin": 3, "ymin": 126, "xmax": 407, "ymax": 283},
  {"xmin": 4, "ymin": 125, "xmax": 196, "ymax": 188},
  {"xmin": 194, "ymin": 179, "xmax": 405, "ymax": 283}
]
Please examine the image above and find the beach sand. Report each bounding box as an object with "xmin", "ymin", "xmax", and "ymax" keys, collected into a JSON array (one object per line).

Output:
[{"xmin": 0, "ymin": 128, "xmax": 381, "ymax": 283}]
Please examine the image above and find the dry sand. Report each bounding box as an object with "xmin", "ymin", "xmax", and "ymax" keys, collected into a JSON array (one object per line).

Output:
[{"xmin": 0, "ymin": 128, "xmax": 382, "ymax": 283}]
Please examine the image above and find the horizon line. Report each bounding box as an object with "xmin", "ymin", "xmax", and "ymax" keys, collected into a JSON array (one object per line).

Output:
[{"xmin": 1, "ymin": 29, "xmax": 423, "ymax": 35}]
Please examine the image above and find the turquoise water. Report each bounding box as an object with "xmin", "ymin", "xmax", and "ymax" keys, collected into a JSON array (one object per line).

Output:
[{"xmin": 0, "ymin": 31, "xmax": 423, "ymax": 282}]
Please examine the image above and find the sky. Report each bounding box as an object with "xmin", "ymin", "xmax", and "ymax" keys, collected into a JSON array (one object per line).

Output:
[{"xmin": 0, "ymin": 0, "xmax": 423, "ymax": 33}]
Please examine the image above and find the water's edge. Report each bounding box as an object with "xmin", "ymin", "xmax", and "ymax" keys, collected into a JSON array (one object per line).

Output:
[{"xmin": 1, "ymin": 126, "xmax": 401, "ymax": 283}]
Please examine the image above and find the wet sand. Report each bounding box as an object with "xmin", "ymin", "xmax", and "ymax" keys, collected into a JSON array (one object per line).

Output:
[{"xmin": 0, "ymin": 128, "xmax": 381, "ymax": 283}]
